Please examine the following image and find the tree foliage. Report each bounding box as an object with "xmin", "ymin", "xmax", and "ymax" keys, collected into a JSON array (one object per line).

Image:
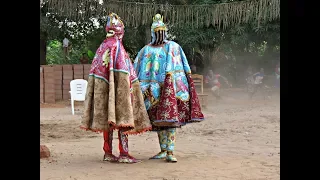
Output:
[
  {"xmin": 41, "ymin": 0, "xmax": 280, "ymax": 82},
  {"xmin": 44, "ymin": 0, "xmax": 279, "ymax": 30}
]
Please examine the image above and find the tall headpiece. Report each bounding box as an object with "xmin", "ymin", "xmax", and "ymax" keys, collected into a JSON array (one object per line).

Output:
[
  {"xmin": 150, "ymin": 14, "xmax": 167, "ymax": 45},
  {"xmin": 105, "ymin": 12, "xmax": 125, "ymax": 40},
  {"xmin": 151, "ymin": 14, "xmax": 167, "ymax": 32}
]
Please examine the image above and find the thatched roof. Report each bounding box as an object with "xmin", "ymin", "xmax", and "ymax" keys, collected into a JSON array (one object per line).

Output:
[{"xmin": 42, "ymin": 0, "xmax": 280, "ymax": 30}]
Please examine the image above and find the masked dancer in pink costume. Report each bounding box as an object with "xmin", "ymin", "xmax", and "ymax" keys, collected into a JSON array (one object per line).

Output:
[
  {"xmin": 134, "ymin": 14, "xmax": 205, "ymax": 163},
  {"xmin": 81, "ymin": 13, "xmax": 152, "ymax": 164}
]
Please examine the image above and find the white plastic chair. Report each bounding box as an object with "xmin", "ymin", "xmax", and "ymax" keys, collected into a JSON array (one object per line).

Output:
[{"xmin": 69, "ymin": 79, "xmax": 88, "ymax": 115}]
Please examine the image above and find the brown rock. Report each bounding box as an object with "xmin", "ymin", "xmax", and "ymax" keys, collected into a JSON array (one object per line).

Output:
[{"xmin": 40, "ymin": 145, "xmax": 50, "ymax": 158}]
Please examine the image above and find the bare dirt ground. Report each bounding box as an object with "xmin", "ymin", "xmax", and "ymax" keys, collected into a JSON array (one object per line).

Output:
[{"xmin": 40, "ymin": 88, "xmax": 280, "ymax": 180}]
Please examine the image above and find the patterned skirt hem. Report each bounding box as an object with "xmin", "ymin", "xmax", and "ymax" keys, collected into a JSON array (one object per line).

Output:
[
  {"xmin": 122, "ymin": 126, "xmax": 153, "ymax": 135},
  {"xmin": 80, "ymin": 123, "xmax": 152, "ymax": 135},
  {"xmin": 151, "ymin": 118, "xmax": 204, "ymax": 131}
]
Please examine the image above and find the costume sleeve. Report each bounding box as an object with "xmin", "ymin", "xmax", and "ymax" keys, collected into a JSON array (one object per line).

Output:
[
  {"xmin": 133, "ymin": 46, "xmax": 145, "ymax": 72},
  {"xmin": 108, "ymin": 44, "xmax": 118, "ymax": 70},
  {"xmin": 133, "ymin": 50, "xmax": 141, "ymax": 71},
  {"xmin": 179, "ymin": 46, "xmax": 192, "ymax": 74}
]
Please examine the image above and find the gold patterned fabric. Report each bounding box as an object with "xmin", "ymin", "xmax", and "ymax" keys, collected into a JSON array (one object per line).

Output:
[{"xmin": 81, "ymin": 71, "xmax": 152, "ymax": 135}]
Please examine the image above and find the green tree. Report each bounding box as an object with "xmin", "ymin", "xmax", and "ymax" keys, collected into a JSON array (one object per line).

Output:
[{"xmin": 41, "ymin": 0, "xmax": 280, "ymax": 82}]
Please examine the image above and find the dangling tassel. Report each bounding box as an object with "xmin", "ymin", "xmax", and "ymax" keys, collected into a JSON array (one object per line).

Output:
[
  {"xmin": 117, "ymin": 129, "xmax": 141, "ymax": 163},
  {"xmin": 149, "ymin": 130, "xmax": 167, "ymax": 159},
  {"xmin": 166, "ymin": 128, "xmax": 177, "ymax": 163},
  {"xmin": 103, "ymin": 130, "xmax": 118, "ymax": 162}
]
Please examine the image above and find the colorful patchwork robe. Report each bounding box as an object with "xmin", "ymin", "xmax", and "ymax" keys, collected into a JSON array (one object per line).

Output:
[
  {"xmin": 134, "ymin": 41, "xmax": 204, "ymax": 130},
  {"xmin": 81, "ymin": 36, "xmax": 152, "ymax": 134}
]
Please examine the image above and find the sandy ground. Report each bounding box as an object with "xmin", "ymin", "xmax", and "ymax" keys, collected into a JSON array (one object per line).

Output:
[{"xmin": 40, "ymin": 88, "xmax": 280, "ymax": 180}]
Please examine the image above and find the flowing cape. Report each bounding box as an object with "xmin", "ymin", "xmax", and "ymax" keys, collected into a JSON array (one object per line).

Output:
[
  {"xmin": 81, "ymin": 37, "xmax": 152, "ymax": 134},
  {"xmin": 134, "ymin": 41, "xmax": 204, "ymax": 129}
]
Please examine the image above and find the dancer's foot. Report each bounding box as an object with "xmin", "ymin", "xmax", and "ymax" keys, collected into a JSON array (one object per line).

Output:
[
  {"xmin": 149, "ymin": 151, "xmax": 167, "ymax": 159},
  {"xmin": 103, "ymin": 153, "xmax": 118, "ymax": 162},
  {"xmin": 166, "ymin": 154, "xmax": 177, "ymax": 163},
  {"xmin": 118, "ymin": 154, "xmax": 141, "ymax": 164}
]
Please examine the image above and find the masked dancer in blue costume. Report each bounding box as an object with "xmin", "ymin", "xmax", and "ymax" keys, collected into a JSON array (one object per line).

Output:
[{"xmin": 134, "ymin": 14, "xmax": 205, "ymax": 163}]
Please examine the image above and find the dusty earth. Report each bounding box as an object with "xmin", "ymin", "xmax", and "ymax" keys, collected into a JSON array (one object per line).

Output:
[{"xmin": 40, "ymin": 88, "xmax": 280, "ymax": 180}]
